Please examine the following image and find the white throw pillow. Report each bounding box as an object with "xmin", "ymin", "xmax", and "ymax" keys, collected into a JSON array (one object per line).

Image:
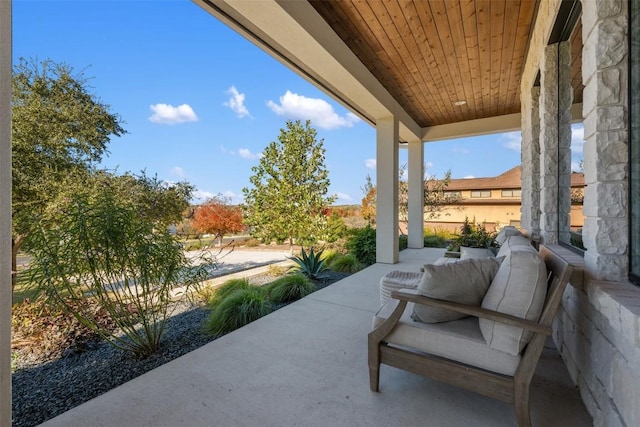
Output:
[
  {"xmin": 412, "ymin": 257, "xmax": 504, "ymax": 324},
  {"xmin": 479, "ymin": 249, "xmax": 548, "ymax": 355}
]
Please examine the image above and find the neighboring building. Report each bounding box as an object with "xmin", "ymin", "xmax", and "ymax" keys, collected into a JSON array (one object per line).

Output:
[{"xmin": 426, "ymin": 166, "xmax": 585, "ymax": 232}]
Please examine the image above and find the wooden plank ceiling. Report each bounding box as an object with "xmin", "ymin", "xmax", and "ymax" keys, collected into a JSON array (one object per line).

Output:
[{"xmin": 309, "ymin": 0, "xmax": 543, "ymax": 128}]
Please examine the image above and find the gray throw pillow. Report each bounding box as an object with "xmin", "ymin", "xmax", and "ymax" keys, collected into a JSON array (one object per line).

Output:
[{"xmin": 412, "ymin": 257, "xmax": 504, "ymax": 324}]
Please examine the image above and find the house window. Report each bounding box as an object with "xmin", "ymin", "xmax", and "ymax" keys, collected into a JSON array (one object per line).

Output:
[
  {"xmin": 501, "ymin": 190, "xmax": 521, "ymax": 197},
  {"xmin": 630, "ymin": 0, "xmax": 640, "ymax": 285},
  {"xmin": 470, "ymin": 190, "xmax": 491, "ymax": 198}
]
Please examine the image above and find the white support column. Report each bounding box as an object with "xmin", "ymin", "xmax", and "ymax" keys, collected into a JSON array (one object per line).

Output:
[
  {"xmin": 376, "ymin": 116, "xmax": 399, "ymax": 264},
  {"xmin": 407, "ymin": 140, "xmax": 424, "ymax": 248},
  {"xmin": 0, "ymin": 1, "xmax": 12, "ymax": 426}
]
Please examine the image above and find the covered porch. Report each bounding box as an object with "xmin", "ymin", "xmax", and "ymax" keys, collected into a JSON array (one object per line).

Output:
[
  {"xmin": 1, "ymin": 1, "xmax": 638, "ymax": 426},
  {"xmin": 39, "ymin": 248, "xmax": 591, "ymax": 427}
]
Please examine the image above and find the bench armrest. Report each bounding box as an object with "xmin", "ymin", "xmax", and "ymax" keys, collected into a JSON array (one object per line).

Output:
[{"xmin": 390, "ymin": 289, "xmax": 551, "ymax": 336}]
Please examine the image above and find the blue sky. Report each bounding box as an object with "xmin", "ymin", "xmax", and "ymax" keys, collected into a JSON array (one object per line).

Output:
[{"xmin": 13, "ymin": 0, "xmax": 584, "ymax": 205}]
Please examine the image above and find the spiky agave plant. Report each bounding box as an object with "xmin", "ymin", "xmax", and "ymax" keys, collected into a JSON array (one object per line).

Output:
[{"xmin": 289, "ymin": 247, "xmax": 328, "ymax": 280}]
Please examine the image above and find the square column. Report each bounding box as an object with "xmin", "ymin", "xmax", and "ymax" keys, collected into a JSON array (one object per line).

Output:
[
  {"xmin": 0, "ymin": 1, "xmax": 12, "ymax": 426},
  {"xmin": 376, "ymin": 116, "xmax": 399, "ymax": 263},
  {"xmin": 581, "ymin": 0, "xmax": 629, "ymax": 281},
  {"xmin": 521, "ymin": 86, "xmax": 541, "ymax": 234},
  {"xmin": 407, "ymin": 140, "xmax": 424, "ymax": 248},
  {"xmin": 539, "ymin": 42, "xmax": 572, "ymax": 244}
]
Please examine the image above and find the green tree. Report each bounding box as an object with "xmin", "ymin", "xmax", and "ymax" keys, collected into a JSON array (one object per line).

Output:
[
  {"xmin": 242, "ymin": 120, "xmax": 335, "ymax": 247},
  {"xmin": 362, "ymin": 166, "xmax": 459, "ymax": 226},
  {"xmin": 11, "ymin": 58, "xmax": 126, "ymax": 288}
]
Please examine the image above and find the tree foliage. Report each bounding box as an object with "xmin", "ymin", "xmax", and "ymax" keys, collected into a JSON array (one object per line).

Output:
[
  {"xmin": 11, "ymin": 58, "xmax": 126, "ymax": 287},
  {"xmin": 361, "ymin": 166, "xmax": 459, "ymax": 225},
  {"xmin": 361, "ymin": 174, "xmax": 377, "ymax": 225},
  {"xmin": 242, "ymin": 120, "xmax": 335, "ymax": 247},
  {"xmin": 193, "ymin": 195, "xmax": 245, "ymax": 246}
]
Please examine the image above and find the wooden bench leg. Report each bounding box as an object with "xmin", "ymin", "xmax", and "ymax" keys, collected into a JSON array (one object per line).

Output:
[
  {"xmin": 514, "ymin": 381, "xmax": 532, "ymax": 427},
  {"xmin": 368, "ymin": 339, "xmax": 380, "ymax": 391}
]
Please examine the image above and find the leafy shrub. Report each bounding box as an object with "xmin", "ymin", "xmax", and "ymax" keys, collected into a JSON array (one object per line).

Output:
[
  {"xmin": 289, "ymin": 247, "xmax": 328, "ymax": 280},
  {"xmin": 27, "ymin": 190, "xmax": 212, "ymax": 358},
  {"xmin": 399, "ymin": 234, "xmax": 408, "ymax": 251},
  {"xmin": 424, "ymin": 235, "xmax": 447, "ymax": 248},
  {"xmin": 324, "ymin": 212, "xmax": 348, "ymax": 243},
  {"xmin": 328, "ymin": 253, "xmax": 364, "ymax": 273},
  {"xmin": 320, "ymin": 248, "xmax": 341, "ymax": 266},
  {"xmin": 207, "ymin": 278, "xmax": 251, "ymax": 309},
  {"xmin": 242, "ymin": 237, "xmax": 261, "ymax": 247},
  {"xmin": 345, "ymin": 225, "xmax": 377, "ymax": 266},
  {"xmin": 204, "ymin": 287, "xmax": 273, "ymax": 335},
  {"xmin": 266, "ymin": 274, "xmax": 315, "ymax": 304}
]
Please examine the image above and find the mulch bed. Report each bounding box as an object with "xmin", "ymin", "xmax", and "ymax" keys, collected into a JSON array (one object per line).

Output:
[{"xmin": 11, "ymin": 271, "xmax": 350, "ymax": 427}]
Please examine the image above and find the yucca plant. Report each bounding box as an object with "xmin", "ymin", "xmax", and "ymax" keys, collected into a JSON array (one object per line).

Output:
[
  {"xmin": 289, "ymin": 247, "xmax": 328, "ymax": 280},
  {"xmin": 204, "ymin": 287, "xmax": 273, "ymax": 335},
  {"xmin": 266, "ymin": 273, "xmax": 315, "ymax": 304}
]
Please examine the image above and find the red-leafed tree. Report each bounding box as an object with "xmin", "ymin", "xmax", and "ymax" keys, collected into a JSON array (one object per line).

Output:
[{"xmin": 193, "ymin": 195, "xmax": 245, "ymax": 246}]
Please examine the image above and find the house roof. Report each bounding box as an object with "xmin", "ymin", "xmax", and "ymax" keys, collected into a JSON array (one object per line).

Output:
[
  {"xmin": 443, "ymin": 166, "xmax": 585, "ymax": 191},
  {"xmin": 195, "ymin": 0, "xmax": 583, "ymax": 142}
]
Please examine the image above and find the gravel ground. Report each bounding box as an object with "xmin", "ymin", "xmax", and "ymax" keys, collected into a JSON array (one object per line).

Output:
[{"xmin": 11, "ymin": 272, "xmax": 349, "ymax": 427}]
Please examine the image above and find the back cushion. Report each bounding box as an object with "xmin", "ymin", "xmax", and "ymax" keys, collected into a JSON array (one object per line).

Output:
[
  {"xmin": 412, "ymin": 257, "xmax": 503, "ymax": 323},
  {"xmin": 494, "ymin": 226, "xmax": 524, "ymax": 245},
  {"xmin": 496, "ymin": 235, "xmax": 534, "ymax": 258},
  {"xmin": 479, "ymin": 249, "xmax": 548, "ymax": 355}
]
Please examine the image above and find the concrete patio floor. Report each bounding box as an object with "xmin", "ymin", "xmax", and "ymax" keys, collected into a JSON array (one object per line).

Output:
[{"xmin": 40, "ymin": 248, "xmax": 592, "ymax": 427}]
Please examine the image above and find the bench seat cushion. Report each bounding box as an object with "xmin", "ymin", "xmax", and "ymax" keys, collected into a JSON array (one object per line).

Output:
[{"xmin": 373, "ymin": 296, "xmax": 521, "ymax": 376}]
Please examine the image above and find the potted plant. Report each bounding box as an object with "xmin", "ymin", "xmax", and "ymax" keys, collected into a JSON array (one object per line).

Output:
[{"xmin": 456, "ymin": 217, "xmax": 496, "ymax": 258}]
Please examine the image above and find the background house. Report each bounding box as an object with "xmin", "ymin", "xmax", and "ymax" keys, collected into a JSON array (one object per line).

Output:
[{"xmin": 427, "ymin": 166, "xmax": 585, "ymax": 232}]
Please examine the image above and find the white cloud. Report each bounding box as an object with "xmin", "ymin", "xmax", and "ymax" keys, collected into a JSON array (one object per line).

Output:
[
  {"xmin": 238, "ymin": 148, "xmax": 262, "ymax": 160},
  {"xmin": 222, "ymin": 190, "xmax": 244, "ymax": 204},
  {"xmin": 336, "ymin": 192, "xmax": 353, "ymax": 202},
  {"xmin": 221, "ymin": 145, "xmax": 262, "ymax": 160},
  {"xmin": 501, "ymin": 131, "xmax": 522, "ymax": 151},
  {"xmin": 224, "ymin": 86, "xmax": 252, "ymax": 118},
  {"xmin": 463, "ymin": 175, "xmax": 475, "ymax": 179},
  {"xmin": 149, "ymin": 103, "xmax": 198, "ymax": 124},
  {"xmin": 424, "ymin": 161, "xmax": 434, "ymax": 170},
  {"xmin": 170, "ymin": 166, "xmax": 185, "ymax": 178},
  {"xmin": 192, "ymin": 190, "xmax": 215, "ymax": 204},
  {"xmin": 266, "ymin": 90, "xmax": 360, "ymax": 130},
  {"xmin": 571, "ymin": 125, "xmax": 584, "ymax": 154},
  {"xmin": 571, "ymin": 161, "xmax": 582, "ymax": 172},
  {"xmin": 365, "ymin": 159, "xmax": 377, "ymax": 169}
]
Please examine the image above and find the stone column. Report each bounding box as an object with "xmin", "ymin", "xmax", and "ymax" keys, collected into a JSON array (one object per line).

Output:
[
  {"xmin": 558, "ymin": 41, "xmax": 574, "ymax": 244},
  {"xmin": 521, "ymin": 86, "xmax": 541, "ymax": 234},
  {"xmin": 0, "ymin": 1, "xmax": 12, "ymax": 425},
  {"xmin": 407, "ymin": 139, "xmax": 424, "ymax": 249},
  {"xmin": 582, "ymin": 0, "xmax": 629, "ymax": 281},
  {"xmin": 376, "ymin": 116, "xmax": 399, "ymax": 263},
  {"xmin": 539, "ymin": 44, "xmax": 560, "ymax": 243}
]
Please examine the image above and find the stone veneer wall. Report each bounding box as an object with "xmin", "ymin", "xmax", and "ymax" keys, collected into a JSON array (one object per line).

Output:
[{"xmin": 552, "ymin": 2, "xmax": 640, "ymax": 427}]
